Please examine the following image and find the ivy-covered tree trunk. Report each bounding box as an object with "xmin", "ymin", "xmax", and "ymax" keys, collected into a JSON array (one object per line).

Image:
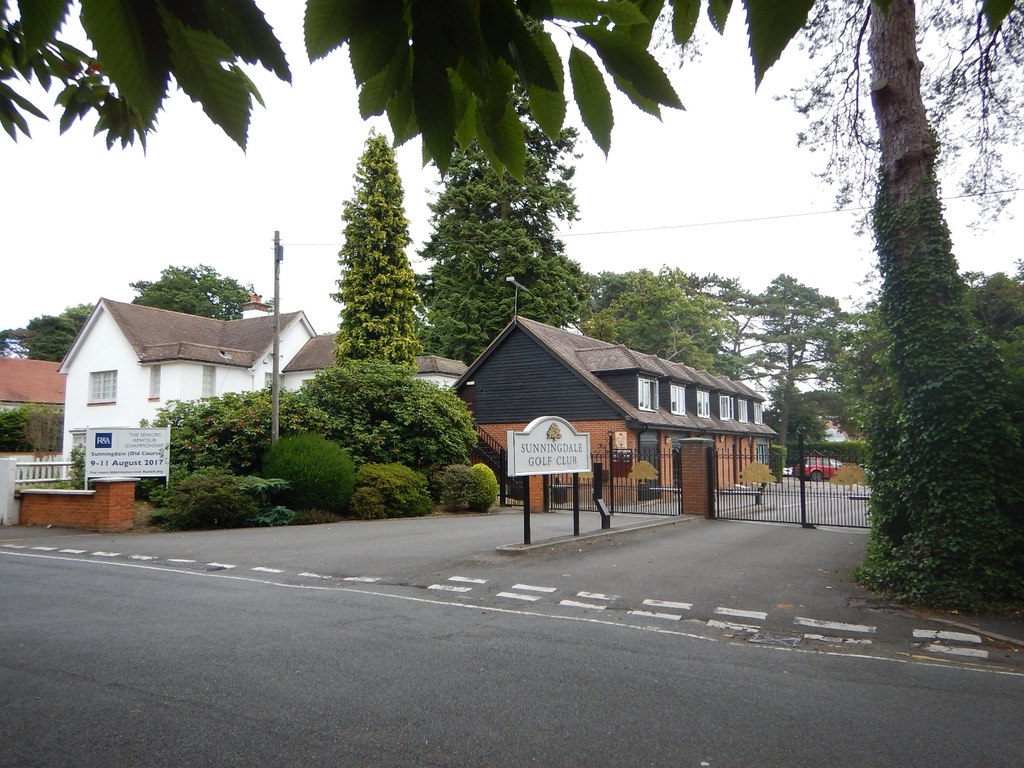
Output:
[
  {"xmin": 861, "ymin": 0, "xmax": 1023, "ymax": 609},
  {"xmin": 334, "ymin": 132, "xmax": 420, "ymax": 366}
]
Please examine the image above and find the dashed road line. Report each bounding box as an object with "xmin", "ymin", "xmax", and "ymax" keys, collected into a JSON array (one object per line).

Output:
[
  {"xmin": 59, "ymin": 549, "xmax": 87, "ymax": 554},
  {"xmin": 559, "ymin": 600, "xmax": 606, "ymax": 611},
  {"xmin": 1, "ymin": 544, "xmax": 27, "ymax": 549},
  {"xmin": 804, "ymin": 633, "xmax": 873, "ymax": 646},
  {"xmin": 794, "ymin": 617, "xmax": 876, "ymax": 634},
  {"xmin": 30, "ymin": 546, "xmax": 58, "ymax": 551},
  {"xmin": 252, "ymin": 566, "xmax": 283, "ymax": 574},
  {"xmin": 629, "ymin": 610, "xmax": 682, "ymax": 622},
  {"xmin": 129, "ymin": 555, "xmax": 157, "ymax": 561},
  {"xmin": 924, "ymin": 643, "xmax": 989, "ymax": 659},
  {"xmin": 497, "ymin": 591, "xmax": 542, "ymax": 602},
  {"xmin": 299, "ymin": 572, "xmax": 332, "ymax": 580},
  {"xmin": 577, "ymin": 591, "xmax": 618, "ymax": 601},
  {"xmin": 913, "ymin": 629, "xmax": 982, "ymax": 644},
  {"xmin": 643, "ymin": 599, "xmax": 693, "ymax": 611},
  {"xmin": 708, "ymin": 619, "xmax": 761, "ymax": 633},
  {"xmin": 91, "ymin": 551, "xmax": 120, "ymax": 557},
  {"xmin": 512, "ymin": 584, "xmax": 557, "ymax": 594},
  {"xmin": 429, "ymin": 584, "xmax": 473, "ymax": 593},
  {"xmin": 715, "ymin": 607, "xmax": 768, "ymax": 621},
  {"xmin": 449, "ymin": 576, "xmax": 487, "ymax": 584},
  {"xmin": 166, "ymin": 558, "xmax": 195, "ymax": 563},
  {"xmin": 343, "ymin": 576, "xmax": 380, "ymax": 583},
  {"xmin": 206, "ymin": 562, "xmax": 235, "ymax": 569}
]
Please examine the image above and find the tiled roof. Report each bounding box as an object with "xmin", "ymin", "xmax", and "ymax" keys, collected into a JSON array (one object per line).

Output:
[
  {"xmin": 0, "ymin": 358, "xmax": 65, "ymax": 405},
  {"xmin": 100, "ymin": 299, "xmax": 303, "ymax": 368},
  {"xmin": 415, "ymin": 355, "xmax": 468, "ymax": 377},
  {"xmin": 489, "ymin": 317, "xmax": 775, "ymax": 437},
  {"xmin": 283, "ymin": 336, "xmax": 470, "ymax": 379}
]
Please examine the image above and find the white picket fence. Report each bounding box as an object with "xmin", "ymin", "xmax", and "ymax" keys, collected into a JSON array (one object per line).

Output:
[{"xmin": 15, "ymin": 458, "xmax": 73, "ymax": 486}]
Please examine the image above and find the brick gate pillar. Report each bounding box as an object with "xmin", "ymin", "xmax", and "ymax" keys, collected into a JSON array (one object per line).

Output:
[{"xmin": 679, "ymin": 438, "xmax": 714, "ymax": 519}]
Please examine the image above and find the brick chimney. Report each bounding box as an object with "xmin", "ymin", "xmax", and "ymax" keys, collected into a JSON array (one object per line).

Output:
[{"xmin": 241, "ymin": 293, "xmax": 270, "ymax": 319}]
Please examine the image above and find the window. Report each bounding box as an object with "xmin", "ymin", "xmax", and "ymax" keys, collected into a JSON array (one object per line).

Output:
[
  {"xmin": 638, "ymin": 377, "xmax": 658, "ymax": 412},
  {"xmin": 670, "ymin": 384, "xmax": 686, "ymax": 415},
  {"xmin": 753, "ymin": 402, "xmax": 764, "ymax": 424},
  {"xmin": 696, "ymin": 390, "xmax": 711, "ymax": 418},
  {"xmin": 719, "ymin": 395, "xmax": 734, "ymax": 420},
  {"xmin": 738, "ymin": 399, "xmax": 749, "ymax": 423},
  {"xmin": 89, "ymin": 370, "xmax": 117, "ymax": 403},
  {"xmin": 202, "ymin": 365, "xmax": 216, "ymax": 397},
  {"xmin": 149, "ymin": 366, "xmax": 161, "ymax": 399}
]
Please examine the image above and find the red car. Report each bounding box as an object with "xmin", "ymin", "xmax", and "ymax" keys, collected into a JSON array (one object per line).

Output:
[{"xmin": 787, "ymin": 457, "xmax": 844, "ymax": 482}]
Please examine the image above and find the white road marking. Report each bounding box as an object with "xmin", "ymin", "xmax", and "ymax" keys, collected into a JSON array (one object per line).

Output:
[
  {"xmin": 1, "ymin": 544, "xmax": 27, "ymax": 549},
  {"xmin": 166, "ymin": 558, "xmax": 196, "ymax": 563},
  {"xmin": 795, "ymin": 617, "xmax": 876, "ymax": 634},
  {"xmin": 449, "ymin": 576, "xmax": 487, "ymax": 584},
  {"xmin": 804, "ymin": 633, "xmax": 873, "ymax": 646},
  {"xmin": 577, "ymin": 591, "xmax": 618, "ymax": 601},
  {"xmin": 497, "ymin": 591, "xmax": 542, "ymax": 602},
  {"xmin": 252, "ymin": 566, "xmax": 283, "ymax": 573},
  {"xmin": 643, "ymin": 599, "xmax": 693, "ymax": 611},
  {"xmin": 715, "ymin": 607, "xmax": 768, "ymax": 620},
  {"xmin": 913, "ymin": 629, "xmax": 982, "ymax": 644},
  {"xmin": 429, "ymin": 584, "xmax": 473, "ymax": 593},
  {"xmin": 91, "ymin": 551, "xmax": 120, "ymax": 557},
  {"xmin": 206, "ymin": 562, "xmax": 235, "ymax": 569},
  {"xmin": 512, "ymin": 583, "xmax": 557, "ymax": 593},
  {"xmin": 925, "ymin": 643, "xmax": 989, "ymax": 659},
  {"xmin": 343, "ymin": 576, "xmax": 380, "ymax": 583},
  {"xmin": 560, "ymin": 600, "xmax": 606, "ymax": 611},
  {"xmin": 59, "ymin": 549, "xmax": 87, "ymax": 554},
  {"xmin": 299, "ymin": 572, "xmax": 332, "ymax": 580},
  {"xmin": 30, "ymin": 546, "xmax": 58, "ymax": 551},
  {"xmin": 708, "ymin": 619, "xmax": 760, "ymax": 633},
  {"xmin": 629, "ymin": 610, "xmax": 682, "ymax": 621},
  {"xmin": 129, "ymin": 555, "xmax": 157, "ymax": 561}
]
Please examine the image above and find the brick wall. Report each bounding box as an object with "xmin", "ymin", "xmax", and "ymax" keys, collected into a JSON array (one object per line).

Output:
[
  {"xmin": 679, "ymin": 438, "xmax": 714, "ymax": 518},
  {"xmin": 18, "ymin": 479, "xmax": 136, "ymax": 532}
]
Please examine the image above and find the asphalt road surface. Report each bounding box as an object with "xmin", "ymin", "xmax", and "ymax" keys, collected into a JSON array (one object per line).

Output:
[{"xmin": 2, "ymin": 514, "xmax": 1022, "ymax": 767}]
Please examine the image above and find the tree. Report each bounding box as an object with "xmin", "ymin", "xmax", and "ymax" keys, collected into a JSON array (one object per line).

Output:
[
  {"xmin": 582, "ymin": 268, "xmax": 730, "ymax": 371},
  {"xmin": 419, "ymin": 111, "xmax": 587, "ymax": 363},
  {"xmin": 130, "ymin": 265, "xmax": 253, "ymax": 320},
  {"xmin": 751, "ymin": 275, "xmax": 844, "ymax": 446},
  {"xmin": 333, "ymin": 132, "xmax": 420, "ymax": 365},
  {"xmin": 0, "ymin": 303, "xmax": 92, "ymax": 361}
]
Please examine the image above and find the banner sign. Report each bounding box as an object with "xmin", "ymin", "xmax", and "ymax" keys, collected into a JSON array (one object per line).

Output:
[
  {"xmin": 85, "ymin": 427, "xmax": 171, "ymax": 479},
  {"xmin": 507, "ymin": 416, "xmax": 591, "ymax": 477}
]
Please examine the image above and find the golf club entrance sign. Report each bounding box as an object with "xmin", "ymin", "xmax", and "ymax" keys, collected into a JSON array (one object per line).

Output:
[{"xmin": 507, "ymin": 416, "xmax": 591, "ymax": 544}]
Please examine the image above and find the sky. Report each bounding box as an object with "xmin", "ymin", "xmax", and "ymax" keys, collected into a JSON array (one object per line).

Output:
[{"xmin": 3, "ymin": 2, "xmax": 1022, "ymax": 338}]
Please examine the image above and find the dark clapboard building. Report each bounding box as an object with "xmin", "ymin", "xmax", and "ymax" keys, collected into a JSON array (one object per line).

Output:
[{"xmin": 456, "ymin": 317, "xmax": 775, "ymax": 487}]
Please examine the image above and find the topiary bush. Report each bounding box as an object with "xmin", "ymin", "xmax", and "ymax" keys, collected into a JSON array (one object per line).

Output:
[
  {"xmin": 469, "ymin": 463, "xmax": 499, "ymax": 512},
  {"xmin": 351, "ymin": 463, "xmax": 432, "ymax": 520},
  {"xmin": 261, "ymin": 433, "xmax": 355, "ymax": 514},
  {"xmin": 438, "ymin": 464, "xmax": 476, "ymax": 512}
]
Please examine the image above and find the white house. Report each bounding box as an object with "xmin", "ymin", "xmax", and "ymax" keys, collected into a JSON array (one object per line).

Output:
[{"xmin": 59, "ymin": 298, "xmax": 317, "ymax": 456}]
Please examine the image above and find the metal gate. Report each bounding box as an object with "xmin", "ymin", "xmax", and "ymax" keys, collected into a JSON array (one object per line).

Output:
[
  {"xmin": 546, "ymin": 448, "xmax": 684, "ymax": 516},
  {"xmin": 714, "ymin": 442, "xmax": 870, "ymax": 528}
]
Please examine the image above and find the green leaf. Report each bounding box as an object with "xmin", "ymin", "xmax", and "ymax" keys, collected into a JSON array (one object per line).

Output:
[
  {"xmin": 670, "ymin": 0, "xmax": 701, "ymax": 45},
  {"xmin": 548, "ymin": 0, "xmax": 604, "ymax": 23},
  {"xmin": 357, "ymin": 48, "xmax": 408, "ymax": 119},
  {"xmin": 453, "ymin": 79, "xmax": 478, "ymax": 150},
  {"xmin": 80, "ymin": 0, "xmax": 168, "ymax": 124},
  {"xmin": 527, "ymin": 25, "xmax": 566, "ymax": 138},
  {"xmin": 18, "ymin": 0, "xmax": 71, "ymax": 49},
  {"xmin": 744, "ymin": 0, "xmax": 814, "ymax": 87},
  {"xmin": 480, "ymin": 98, "xmax": 526, "ymax": 180},
  {"xmin": 576, "ymin": 24, "xmax": 682, "ymax": 108},
  {"xmin": 161, "ymin": 12, "xmax": 254, "ymax": 149},
  {"xmin": 983, "ymin": 0, "xmax": 1015, "ymax": 30},
  {"xmin": 600, "ymin": 1, "xmax": 653, "ymax": 26},
  {"xmin": 199, "ymin": 0, "xmax": 290, "ymax": 81},
  {"xmin": 347, "ymin": 3, "xmax": 407, "ymax": 85},
  {"xmin": 305, "ymin": 0, "xmax": 369, "ymax": 62},
  {"xmin": 568, "ymin": 46, "xmax": 612, "ymax": 154},
  {"xmin": 707, "ymin": 0, "xmax": 733, "ymax": 33},
  {"xmin": 610, "ymin": 72, "xmax": 664, "ymax": 117},
  {"xmin": 385, "ymin": 78, "xmax": 420, "ymax": 149}
]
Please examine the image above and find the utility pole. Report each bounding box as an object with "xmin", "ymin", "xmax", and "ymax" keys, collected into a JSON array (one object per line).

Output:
[{"xmin": 271, "ymin": 231, "xmax": 283, "ymax": 443}]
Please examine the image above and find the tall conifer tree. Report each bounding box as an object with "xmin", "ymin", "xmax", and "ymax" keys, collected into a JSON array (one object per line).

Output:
[{"xmin": 334, "ymin": 132, "xmax": 420, "ymax": 365}]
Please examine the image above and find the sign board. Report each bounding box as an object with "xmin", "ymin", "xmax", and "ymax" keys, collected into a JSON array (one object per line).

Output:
[
  {"xmin": 85, "ymin": 427, "xmax": 170, "ymax": 479},
  {"xmin": 507, "ymin": 416, "xmax": 591, "ymax": 477}
]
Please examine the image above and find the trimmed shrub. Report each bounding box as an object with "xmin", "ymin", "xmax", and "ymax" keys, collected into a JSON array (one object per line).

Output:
[
  {"xmin": 768, "ymin": 444, "xmax": 787, "ymax": 480},
  {"xmin": 162, "ymin": 469, "xmax": 259, "ymax": 530},
  {"xmin": 469, "ymin": 463, "xmax": 499, "ymax": 512},
  {"xmin": 352, "ymin": 463, "xmax": 432, "ymax": 520},
  {"xmin": 438, "ymin": 464, "xmax": 476, "ymax": 512},
  {"xmin": 261, "ymin": 433, "xmax": 355, "ymax": 514}
]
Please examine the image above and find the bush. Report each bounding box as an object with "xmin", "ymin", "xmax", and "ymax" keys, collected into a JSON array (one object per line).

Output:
[
  {"xmin": 351, "ymin": 463, "xmax": 432, "ymax": 520},
  {"xmin": 261, "ymin": 433, "xmax": 355, "ymax": 514},
  {"xmin": 289, "ymin": 508, "xmax": 345, "ymax": 526},
  {"xmin": 768, "ymin": 444, "xmax": 787, "ymax": 479},
  {"xmin": 438, "ymin": 464, "xmax": 476, "ymax": 512},
  {"xmin": 300, "ymin": 361, "xmax": 477, "ymax": 473},
  {"xmin": 161, "ymin": 469, "xmax": 259, "ymax": 530},
  {"xmin": 469, "ymin": 463, "xmax": 499, "ymax": 512}
]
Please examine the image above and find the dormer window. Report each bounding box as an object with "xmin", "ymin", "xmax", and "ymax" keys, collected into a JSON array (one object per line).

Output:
[
  {"xmin": 719, "ymin": 395, "xmax": 734, "ymax": 420},
  {"xmin": 696, "ymin": 390, "xmax": 711, "ymax": 418},
  {"xmin": 638, "ymin": 377, "xmax": 658, "ymax": 412},
  {"xmin": 753, "ymin": 402, "xmax": 764, "ymax": 424},
  {"xmin": 738, "ymin": 399, "xmax": 749, "ymax": 422},
  {"xmin": 670, "ymin": 384, "xmax": 686, "ymax": 415}
]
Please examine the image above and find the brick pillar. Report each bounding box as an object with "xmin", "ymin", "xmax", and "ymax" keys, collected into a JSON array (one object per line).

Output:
[
  {"xmin": 679, "ymin": 438, "xmax": 714, "ymax": 519},
  {"xmin": 528, "ymin": 475, "xmax": 545, "ymax": 513},
  {"xmin": 93, "ymin": 479, "xmax": 137, "ymax": 532}
]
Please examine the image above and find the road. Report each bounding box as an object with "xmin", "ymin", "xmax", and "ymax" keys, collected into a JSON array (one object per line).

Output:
[{"xmin": 2, "ymin": 513, "xmax": 1022, "ymax": 767}]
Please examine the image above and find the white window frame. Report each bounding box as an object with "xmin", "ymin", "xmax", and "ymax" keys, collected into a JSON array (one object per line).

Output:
[
  {"xmin": 89, "ymin": 370, "xmax": 117, "ymax": 403},
  {"xmin": 638, "ymin": 377, "xmax": 658, "ymax": 412},
  {"xmin": 719, "ymin": 395, "xmax": 734, "ymax": 420},
  {"xmin": 738, "ymin": 399, "xmax": 749, "ymax": 423},
  {"xmin": 670, "ymin": 384, "xmax": 686, "ymax": 415},
  {"xmin": 696, "ymin": 390, "xmax": 711, "ymax": 418},
  {"xmin": 149, "ymin": 365, "xmax": 161, "ymax": 399},
  {"xmin": 202, "ymin": 365, "xmax": 216, "ymax": 397},
  {"xmin": 753, "ymin": 402, "xmax": 764, "ymax": 424}
]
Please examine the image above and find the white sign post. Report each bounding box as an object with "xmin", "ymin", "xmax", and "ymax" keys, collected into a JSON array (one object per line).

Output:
[
  {"xmin": 85, "ymin": 427, "xmax": 171, "ymax": 482},
  {"xmin": 506, "ymin": 416, "xmax": 591, "ymax": 544}
]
